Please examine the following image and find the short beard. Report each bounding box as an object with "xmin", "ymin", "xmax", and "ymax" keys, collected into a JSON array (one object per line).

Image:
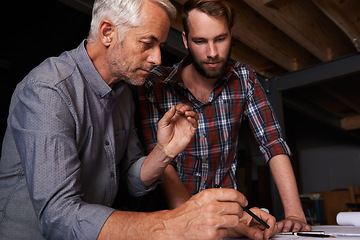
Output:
[
  {"xmin": 188, "ymin": 46, "xmax": 231, "ymax": 79},
  {"xmin": 106, "ymin": 41, "xmax": 151, "ymax": 86}
]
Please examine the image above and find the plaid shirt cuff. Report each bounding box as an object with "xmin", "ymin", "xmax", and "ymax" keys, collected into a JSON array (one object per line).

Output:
[{"xmin": 259, "ymin": 138, "xmax": 292, "ymax": 162}]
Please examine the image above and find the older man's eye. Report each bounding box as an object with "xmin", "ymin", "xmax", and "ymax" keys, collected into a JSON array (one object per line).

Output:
[{"xmin": 139, "ymin": 41, "xmax": 152, "ymax": 50}]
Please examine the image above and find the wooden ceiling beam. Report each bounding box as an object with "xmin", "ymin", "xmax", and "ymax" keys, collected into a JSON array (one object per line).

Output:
[
  {"xmin": 230, "ymin": 38, "xmax": 286, "ymax": 77},
  {"xmin": 284, "ymin": 96, "xmax": 360, "ymax": 131},
  {"xmin": 226, "ymin": 0, "xmax": 319, "ymax": 72},
  {"xmin": 296, "ymin": 87, "xmax": 350, "ymax": 118},
  {"xmin": 263, "ymin": 0, "xmax": 279, "ymax": 6},
  {"xmin": 243, "ymin": 0, "xmax": 355, "ymax": 61},
  {"xmin": 321, "ymin": 85, "xmax": 360, "ymax": 115},
  {"xmin": 283, "ymin": 96, "xmax": 342, "ymax": 129},
  {"xmin": 312, "ymin": 0, "xmax": 360, "ymax": 52},
  {"xmin": 341, "ymin": 115, "xmax": 360, "ymax": 131}
]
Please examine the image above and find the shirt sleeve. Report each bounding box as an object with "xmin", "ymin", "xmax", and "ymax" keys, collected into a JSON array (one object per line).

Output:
[
  {"xmin": 243, "ymin": 67, "xmax": 291, "ymax": 162},
  {"xmin": 9, "ymin": 80, "xmax": 114, "ymax": 240}
]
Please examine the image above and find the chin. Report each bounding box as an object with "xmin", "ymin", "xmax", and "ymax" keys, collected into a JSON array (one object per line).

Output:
[{"xmin": 126, "ymin": 78, "xmax": 146, "ymax": 86}]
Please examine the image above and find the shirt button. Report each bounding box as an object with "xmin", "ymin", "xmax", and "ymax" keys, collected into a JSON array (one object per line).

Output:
[{"xmin": 105, "ymin": 141, "xmax": 110, "ymax": 146}]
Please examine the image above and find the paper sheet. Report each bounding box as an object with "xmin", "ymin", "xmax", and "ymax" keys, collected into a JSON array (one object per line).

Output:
[
  {"xmin": 231, "ymin": 225, "xmax": 360, "ymax": 239},
  {"xmin": 337, "ymin": 212, "xmax": 360, "ymax": 227},
  {"xmin": 273, "ymin": 226, "xmax": 360, "ymax": 239}
]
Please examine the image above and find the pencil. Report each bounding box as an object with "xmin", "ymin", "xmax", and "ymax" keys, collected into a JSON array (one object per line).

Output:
[
  {"xmin": 242, "ymin": 206, "xmax": 270, "ymax": 229},
  {"xmin": 278, "ymin": 231, "xmax": 335, "ymax": 238},
  {"xmin": 295, "ymin": 232, "xmax": 335, "ymax": 238},
  {"xmin": 213, "ymin": 185, "xmax": 270, "ymax": 229}
]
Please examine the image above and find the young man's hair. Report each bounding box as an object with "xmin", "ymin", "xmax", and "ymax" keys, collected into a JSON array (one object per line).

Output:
[{"xmin": 182, "ymin": 0, "xmax": 234, "ymax": 37}]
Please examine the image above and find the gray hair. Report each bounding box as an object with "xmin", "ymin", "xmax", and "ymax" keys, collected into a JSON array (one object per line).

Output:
[{"xmin": 87, "ymin": 0, "xmax": 176, "ymax": 43}]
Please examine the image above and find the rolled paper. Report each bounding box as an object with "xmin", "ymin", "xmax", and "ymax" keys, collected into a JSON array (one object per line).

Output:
[{"xmin": 337, "ymin": 212, "xmax": 360, "ymax": 226}]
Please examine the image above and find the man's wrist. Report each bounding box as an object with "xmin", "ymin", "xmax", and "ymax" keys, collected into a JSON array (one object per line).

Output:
[{"xmin": 155, "ymin": 144, "xmax": 175, "ymax": 159}]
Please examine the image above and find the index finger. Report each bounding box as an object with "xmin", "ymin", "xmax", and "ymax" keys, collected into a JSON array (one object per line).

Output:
[
  {"xmin": 175, "ymin": 104, "xmax": 193, "ymax": 114},
  {"xmin": 184, "ymin": 109, "xmax": 199, "ymax": 121}
]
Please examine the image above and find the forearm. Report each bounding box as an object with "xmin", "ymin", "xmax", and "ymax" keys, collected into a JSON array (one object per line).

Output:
[
  {"xmin": 98, "ymin": 210, "xmax": 169, "ymax": 240},
  {"xmin": 141, "ymin": 144, "xmax": 173, "ymax": 187},
  {"xmin": 100, "ymin": 188, "xmax": 251, "ymax": 240},
  {"xmin": 268, "ymin": 154, "xmax": 305, "ymax": 219},
  {"xmin": 162, "ymin": 165, "xmax": 191, "ymax": 209}
]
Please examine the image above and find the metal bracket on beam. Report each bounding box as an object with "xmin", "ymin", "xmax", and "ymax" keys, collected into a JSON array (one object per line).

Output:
[{"xmin": 264, "ymin": 78, "xmax": 271, "ymax": 94}]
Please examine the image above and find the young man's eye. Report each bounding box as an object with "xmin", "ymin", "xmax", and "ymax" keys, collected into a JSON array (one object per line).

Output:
[{"xmin": 194, "ymin": 40, "xmax": 205, "ymax": 44}]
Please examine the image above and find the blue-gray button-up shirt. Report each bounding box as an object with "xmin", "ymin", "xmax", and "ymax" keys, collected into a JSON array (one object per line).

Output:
[{"xmin": 0, "ymin": 41, "xmax": 154, "ymax": 239}]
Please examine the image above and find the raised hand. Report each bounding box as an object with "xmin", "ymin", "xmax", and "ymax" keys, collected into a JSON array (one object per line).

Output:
[
  {"xmin": 140, "ymin": 104, "xmax": 198, "ymax": 187},
  {"xmin": 156, "ymin": 104, "xmax": 199, "ymax": 158}
]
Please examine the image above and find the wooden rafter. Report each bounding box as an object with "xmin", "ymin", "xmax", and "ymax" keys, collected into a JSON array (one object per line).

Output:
[
  {"xmin": 312, "ymin": 0, "xmax": 360, "ymax": 51},
  {"xmin": 341, "ymin": 115, "xmax": 360, "ymax": 131},
  {"xmin": 243, "ymin": 0, "xmax": 355, "ymax": 61},
  {"xmin": 230, "ymin": 38, "xmax": 287, "ymax": 77},
  {"xmin": 320, "ymin": 85, "xmax": 360, "ymax": 115}
]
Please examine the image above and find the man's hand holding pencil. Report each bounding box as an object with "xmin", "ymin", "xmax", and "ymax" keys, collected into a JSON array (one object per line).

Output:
[
  {"xmin": 213, "ymin": 185, "xmax": 278, "ymax": 239},
  {"xmin": 227, "ymin": 207, "xmax": 278, "ymax": 240}
]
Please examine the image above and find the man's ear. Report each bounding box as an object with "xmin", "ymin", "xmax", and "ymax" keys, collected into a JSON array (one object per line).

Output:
[
  {"xmin": 182, "ymin": 31, "xmax": 189, "ymax": 50},
  {"xmin": 99, "ymin": 19, "xmax": 116, "ymax": 47}
]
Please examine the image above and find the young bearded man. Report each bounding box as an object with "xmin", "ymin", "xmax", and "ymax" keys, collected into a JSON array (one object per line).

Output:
[{"xmin": 139, "ymin": 0, "xmax": 311, "ymax": 235}]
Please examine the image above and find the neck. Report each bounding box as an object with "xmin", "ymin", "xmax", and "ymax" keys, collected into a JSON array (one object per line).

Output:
[
  {"xmin": 181, "ymin": 64, "xmax": 219, "ymax": 103},
  {"xmin": 86, "ymin": 41, "xmax": 116, "ymax": 87},
  {"xmin": 183, "ymin": 63, "xmax": 219, "ymax": 89}
]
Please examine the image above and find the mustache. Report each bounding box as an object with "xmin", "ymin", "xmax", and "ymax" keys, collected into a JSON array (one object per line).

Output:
[
  {"xmin": 139, "ymin": 64, "xmax": 155, "ymax": 72},
  {"xmin": 201, "ymin": 58, "xmax": 223, "ymax": 64}
]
